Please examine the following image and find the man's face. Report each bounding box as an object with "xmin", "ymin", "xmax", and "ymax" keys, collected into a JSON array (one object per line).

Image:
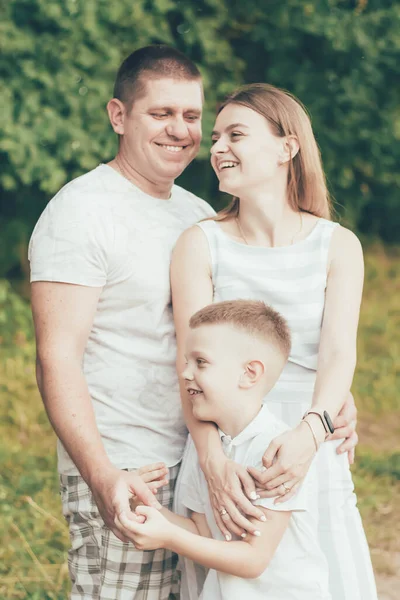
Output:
[{"xmin": 120, "ymin": 77, "xmax": 203, "ymax": 186}]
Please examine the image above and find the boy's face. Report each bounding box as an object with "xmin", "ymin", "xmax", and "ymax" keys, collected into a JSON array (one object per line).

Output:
[{"xmin": 182, "ymin": 323, "xmax": 285, "ymax": 424}]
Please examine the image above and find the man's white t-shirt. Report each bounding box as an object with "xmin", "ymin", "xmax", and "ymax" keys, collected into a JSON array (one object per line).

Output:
[
  {"xmin": 28, "ymin": 164, "xmax": 215, "ymax": 474},
  {"xmin": 183, "ymin": 405, "xmax": 331, "ymax": 600}
]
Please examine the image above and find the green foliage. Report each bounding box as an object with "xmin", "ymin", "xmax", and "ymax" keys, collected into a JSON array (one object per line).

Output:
[
  {"xmin": 358, "ymin": 452, "xmax": 400, "ymax": 480},
  {"xmin": 1, "ymin": 0, "xmax": 400, "ymax": 277},
  {"xmin": 0, "ymin": 280, "xmax": 34, "ymax": 352}
]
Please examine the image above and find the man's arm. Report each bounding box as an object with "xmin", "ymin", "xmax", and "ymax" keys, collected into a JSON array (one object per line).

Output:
[
  {"xmin": 31, "ymin": 281, "xmax": 160, "ymax": 541},
  {"xmin": 121, "ymin": 505, "xmax": 291, "ymax": 579}
]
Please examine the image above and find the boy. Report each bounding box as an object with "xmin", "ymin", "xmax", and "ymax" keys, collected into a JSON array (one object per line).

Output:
[{"xmin": 121, "ymin": 300, "xmax": 331, "ymax": 599}]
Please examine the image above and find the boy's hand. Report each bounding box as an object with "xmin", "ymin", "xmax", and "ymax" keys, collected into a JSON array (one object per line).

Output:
[
  {"xmin": 119, "ymin": 506, "xmax": 174, "ymax": 550},
  {"xmin": 89, "ymin": 466, "xmax": 162, "ymax": 543}
]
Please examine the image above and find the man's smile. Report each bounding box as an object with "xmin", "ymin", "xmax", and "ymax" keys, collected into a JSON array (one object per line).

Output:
[{"xmin": 155, "ymin": 143, "xmax": 190, "ymax": 153}]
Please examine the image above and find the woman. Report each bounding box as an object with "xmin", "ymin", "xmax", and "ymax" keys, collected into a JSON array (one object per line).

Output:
[{"xmin": 171, "ymin": 83, "xmax": 377, "ymax": 600}]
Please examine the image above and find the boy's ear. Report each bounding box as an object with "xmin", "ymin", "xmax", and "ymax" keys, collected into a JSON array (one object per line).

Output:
[{"xmin": 239, "ymin": 360, "xmax": 265, "ymax": 389}]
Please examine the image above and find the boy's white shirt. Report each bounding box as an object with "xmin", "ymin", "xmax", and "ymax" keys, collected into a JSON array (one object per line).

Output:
[{"xmin": 182, "ymin": 405, "xmax": 331, "ymax": 600}]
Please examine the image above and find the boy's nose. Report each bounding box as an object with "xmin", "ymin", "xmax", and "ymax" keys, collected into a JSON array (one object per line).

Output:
[{"xmin": 182, "ymin": 365, "xmax": 194, "ymax": 381}]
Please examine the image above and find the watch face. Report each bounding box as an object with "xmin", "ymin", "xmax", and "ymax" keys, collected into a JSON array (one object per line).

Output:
[{"xmin": 323, "ymin": 410, "xmax": 335, "ymax": 434}]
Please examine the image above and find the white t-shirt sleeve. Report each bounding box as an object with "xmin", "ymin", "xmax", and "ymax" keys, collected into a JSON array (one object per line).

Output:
[
  {"xmin": 29, "ymin": 188, "xmax": 112, "ymax": 287},
  {"xmin": 181, "ymin": 457, "xmax": 205, "ymax": 514}
]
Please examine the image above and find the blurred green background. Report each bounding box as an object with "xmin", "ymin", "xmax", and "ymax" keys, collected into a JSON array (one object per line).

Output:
[{"xmin": 1, "ymin": 0, "xmax": 399, "ymax": 598}]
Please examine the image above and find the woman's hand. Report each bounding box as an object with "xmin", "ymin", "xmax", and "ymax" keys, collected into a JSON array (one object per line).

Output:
[
  {"xmin": 248, "ymin": 422, "xmax": 317, "ymax": 504},
  {"xmin": 203, "ymin": 453, "xmax": 268, "ymax": 539},
  {"xmin": 330, "ymin": 393, "xmax": 358, "ymax": 464}
]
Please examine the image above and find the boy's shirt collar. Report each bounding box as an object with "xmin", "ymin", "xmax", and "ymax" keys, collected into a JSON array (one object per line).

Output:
[{"xmin": 218, "ymin": 404, "xmax": 278, "ymax": 450}]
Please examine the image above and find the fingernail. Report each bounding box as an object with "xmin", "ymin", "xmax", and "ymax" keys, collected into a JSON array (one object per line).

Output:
[
  {"xmin": 261, "ymin": 466, "xmax": 267, "ymax": 472},
  {"xmin": 249, "ymin": 491, "xmax": 258, "ymax": 500},
  {"xmin": 225, "ymin": 533, "xmax": 231, "ymax": 541},
  {"xmin": 253, "ymin": 530, "xmax": 261, "ymax": 537},
  {"xmin": 260, "ymin": 515, "xmax": 267, "ymax": 522},
  {"xmin": 256, "ymin": 494, "xmax": 261, "ymax": 500},
  {"xmin": 241, "ymin": 533, "xmax": 247, "ymax": 538}
]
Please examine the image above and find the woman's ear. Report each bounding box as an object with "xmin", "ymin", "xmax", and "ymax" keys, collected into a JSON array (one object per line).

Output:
[
  {"xmin": 107, "ymin": 98, "xmax": 126, "ymax": 135},
  {"xmin": 279, "ymin": 135, "xmax": 300, "ymax": 164},
  {"xmin": 239, "ymin": 360, "xmax": 265, "ymax": 389}
]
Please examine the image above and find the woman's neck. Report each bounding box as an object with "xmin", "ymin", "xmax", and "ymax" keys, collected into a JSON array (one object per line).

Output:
[{"xmin": 236, "ymin": 184, "xmax": 302, "ymax": 247}]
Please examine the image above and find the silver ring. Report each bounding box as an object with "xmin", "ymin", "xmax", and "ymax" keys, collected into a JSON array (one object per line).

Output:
[
  {"xmin": 219, "ymin": 507, "xmax": 227, "ymax": 516},
  {"xmin": 282, "ymin": 482, "xmax": 291, "ymax": 493}
]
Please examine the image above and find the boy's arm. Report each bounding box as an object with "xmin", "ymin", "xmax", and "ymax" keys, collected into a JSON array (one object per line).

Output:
[
  {"xmin": 121, "ymin": 506, "xmax": 291, "ymax": 579},
  {"xmin": 168, "ymin": 507, "xmax": 291, "ymax": 578},
  {"xmin": 160, "ymin": 508, "xmax": 213, "ymax": 538}
]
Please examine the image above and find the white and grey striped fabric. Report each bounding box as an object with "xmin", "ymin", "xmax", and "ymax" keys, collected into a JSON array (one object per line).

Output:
[{"xmin": 174, "ymin": 218, "xmax": 378, "ymax": 600}]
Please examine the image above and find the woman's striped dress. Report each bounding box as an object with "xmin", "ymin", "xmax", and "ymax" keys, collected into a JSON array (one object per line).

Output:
[{"xmin": 174, "ymin": 218, "xmax": 377, "ymax": 600}]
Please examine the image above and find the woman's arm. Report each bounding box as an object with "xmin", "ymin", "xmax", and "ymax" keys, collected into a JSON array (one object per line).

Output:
[
  {"xmin": 251, "ymin": 226, "xmax": 364, "ymax": 500},
  {"xmin": 310, "ymin": 227, "xmax": 364, "ymax": 416},
  {"xmin": 121, "ymin": 505, "xmax": 291, "ymax": 579},
  {"xmin": 171, "ymin": 226, "xmax": 265, "ymax": 535},
  {"xmin": 171, "ymin": 226, "xmax": 219, "ymax": 463}
]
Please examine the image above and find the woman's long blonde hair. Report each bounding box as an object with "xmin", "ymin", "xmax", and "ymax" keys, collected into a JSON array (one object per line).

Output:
[{"xmin": 214, "ymin": 83, "xmax": 331, "ymax": 221}]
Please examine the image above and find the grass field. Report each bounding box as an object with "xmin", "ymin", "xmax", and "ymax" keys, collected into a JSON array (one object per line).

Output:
[{"xmin": 0, "ymin": 244, "xmax": 399, "ymax": 599}]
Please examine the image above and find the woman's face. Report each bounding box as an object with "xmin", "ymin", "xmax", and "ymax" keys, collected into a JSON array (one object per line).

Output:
[{"xmin": 210, "ymin": 103, "xmax": 284, "ymax": 196}]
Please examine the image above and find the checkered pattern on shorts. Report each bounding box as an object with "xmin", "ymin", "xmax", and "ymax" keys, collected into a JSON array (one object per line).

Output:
[{"xmin": 60, "ymin": 464, "xmax": 180, "ymax": 600}]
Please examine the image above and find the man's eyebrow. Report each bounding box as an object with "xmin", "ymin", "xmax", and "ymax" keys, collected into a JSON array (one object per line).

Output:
[
  {"xmin": 211, "ymin": 123, "xmax": 249, "ymax": 136},
  {"xmin": 148, "ymin": 106, "xmax": 202, "ymax": 114}
]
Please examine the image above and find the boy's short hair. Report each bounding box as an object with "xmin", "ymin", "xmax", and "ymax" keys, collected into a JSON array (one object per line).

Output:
[
  {"xmin": 189, "ymin": 300, "xmax": 291, "ymax": 358},
  {"xmin": 114, "ymin": 45, "xmax": 202, "ymax": 109}
]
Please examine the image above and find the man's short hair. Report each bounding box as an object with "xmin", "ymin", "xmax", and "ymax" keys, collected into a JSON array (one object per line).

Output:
[
  {"xmin": 189, "ymin": 300, "xmax": 291, "ymax": 358},
  {"xmin": 114, "ymin": 45, "xmax": 202, "ymax": 109}
]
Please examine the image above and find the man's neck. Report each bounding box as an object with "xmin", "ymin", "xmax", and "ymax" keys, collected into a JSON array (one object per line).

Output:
[{"xmin": 109, "ymin": 156, "xmax": 173, "ymax": 200}]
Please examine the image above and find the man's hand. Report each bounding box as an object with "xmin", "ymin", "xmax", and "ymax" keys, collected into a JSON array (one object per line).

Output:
[
  {"xmin": 119, "ymin": 505, "xmax": 175, "ymax": 550},
  {"xmin": 136, "ymin": 462, "xmax": 169, "ymax": 492},
  {"xmin": 89, "ymin": 465, "xmax": 164, "ymax": 542},
  {"xmin": 248, "ymin": 422, "xmax": 317, "ymax": 504},
  {"xmin": 330, "ymin": 392, "xmax": 358, "ymax": 464},
  {"xmin": 203, "ymin": 454, "xmax": 268, "ymax": 539}
]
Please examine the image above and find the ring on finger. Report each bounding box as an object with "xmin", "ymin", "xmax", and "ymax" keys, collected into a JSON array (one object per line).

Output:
[
  {"xmin": 219, "ymin": 507, "xmax": 227, "ymax": 516},
  {"xmin": 282, "ymin": 482, "xmax": 291, "ymax": 493}
]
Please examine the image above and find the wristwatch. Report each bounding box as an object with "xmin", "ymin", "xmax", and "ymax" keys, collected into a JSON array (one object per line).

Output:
[{"xmin": 302, "ymin": 410, "xmax": 335, "ymax": 435}]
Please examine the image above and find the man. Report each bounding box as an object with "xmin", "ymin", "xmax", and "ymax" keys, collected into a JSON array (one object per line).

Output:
[{"xmin": 29, "ymin": 45, "xmax": 214, "ymax": 599}]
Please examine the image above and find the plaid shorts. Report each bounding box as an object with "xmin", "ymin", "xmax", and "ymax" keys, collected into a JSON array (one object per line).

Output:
[{"xmin": 60, "ymin": 464, "xmax": 180, "ymax": 600}]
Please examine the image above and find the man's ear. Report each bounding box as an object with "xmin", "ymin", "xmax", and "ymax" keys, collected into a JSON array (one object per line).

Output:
[
  {"xmin": 107, "ymin": 98, "xmax": 126, "ymax": 135},
  {"xmin": 279, "ymin": 135, "xmax": 300, "ymax": 164},
  {"xmin": 239, "ymin": 360, "xmax": 265, "ymax": 389}
]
